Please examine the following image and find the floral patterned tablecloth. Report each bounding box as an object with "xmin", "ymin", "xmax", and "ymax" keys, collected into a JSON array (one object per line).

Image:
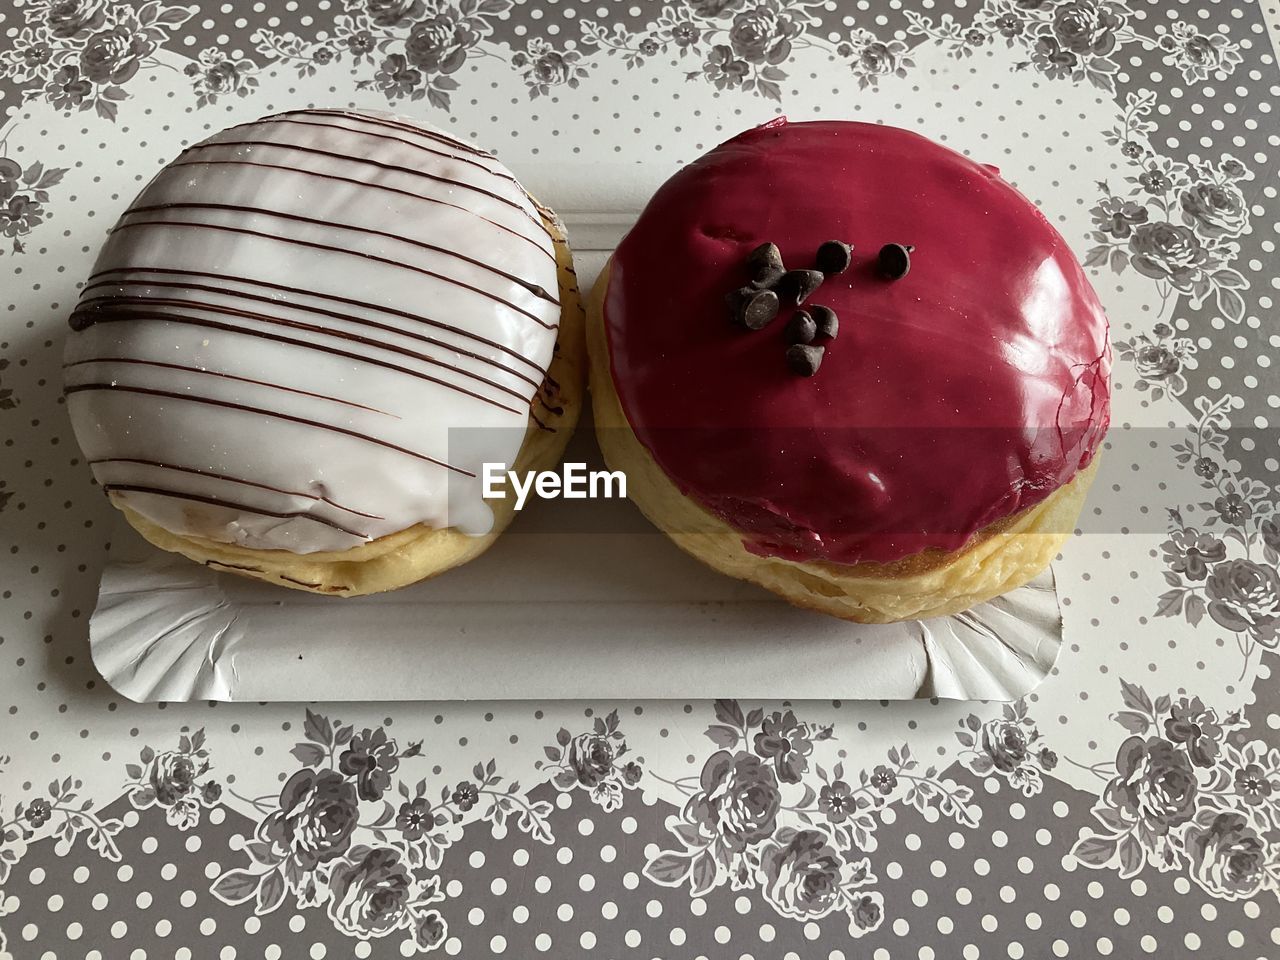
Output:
[{"xmin": 3, "ymin": 1, "xmax": 1280, "ymax": 957}]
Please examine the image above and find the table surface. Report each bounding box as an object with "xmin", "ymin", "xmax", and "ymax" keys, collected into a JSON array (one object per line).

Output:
[{"xmin": 3, "ymin": 1, "xmax": 1280, "ymax": 958}]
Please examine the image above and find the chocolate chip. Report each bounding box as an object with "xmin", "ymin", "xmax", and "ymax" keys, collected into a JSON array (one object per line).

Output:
[
  {"xmin": 815, "ymin": 240, "xmax": 853, "ymax": 275},
  {"xmin": 786, "ymin": 310, "xmax": 817, "ymax": 344},
  {"xmin": 751, "ymin": 267, "xmax": 786, "ymax": 290},
  {"xmin": 878, "ymin": 243, "xmax": 913, "ymax": 280},
  {"xmin": 809, "ymin": 304, "xmax": 838, "ymax": 339},
  {"xmin": 786, "ymin": 343, "xmax": 825, "ymax": 377},
  {"xmin": 746, "ymin": 241, "xmax": 785, "ymax": 288},
  {"xmin": 743, "ymin": 289, "xmax": 780, "ymax": 329},
  {"xmin": 778, "ymin": 269, "xmax": 825, "ymax": 305},
  {"xmin": 727, "ymin": 286, "xmax": 780, "ymax": 330}
]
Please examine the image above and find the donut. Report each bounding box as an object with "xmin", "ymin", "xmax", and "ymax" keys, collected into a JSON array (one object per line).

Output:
[
  {"xmin": 64, "ymin": 109, "xmax": 584, "ymax": 596},
  {"xmin": 588, "ymin": 118, "xmax": 1110, "ymax": 623}
]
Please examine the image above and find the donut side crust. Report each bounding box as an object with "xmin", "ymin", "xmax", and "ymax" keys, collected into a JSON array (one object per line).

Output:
[{"xmin": 587, "ymin": 259, "xmax": 1097, "ymax": 624}]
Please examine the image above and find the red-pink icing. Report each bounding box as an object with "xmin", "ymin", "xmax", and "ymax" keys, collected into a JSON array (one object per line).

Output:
[{"xmin": 604, "ymin": 119, "xmax": 1111, "ymax": 566}]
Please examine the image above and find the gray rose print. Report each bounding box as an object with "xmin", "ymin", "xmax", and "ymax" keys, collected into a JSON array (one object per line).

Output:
[
  {"xmin": 540, "ymin": 709, "xmax": 643, "ymax": 812},
  {"xmin": 1087, "ymin": 90, "xmax": 1251, "ymax": 325},
  {"xmin": 209, "ymin": 710, "xmax": 552, "ymax": 954},
  {"xmin": 578, "ymin": 1, "xmax": 910, "ymax": 101},
  {"xmin": 910, "ymin": 0, "xmax": 1240, "ymax": 94},
  {"xmin": 1070, "ymin": 681, "xmax": 1280, "ymax": 903},
  {"xmin": 245, "ymin": 0, "xmax": 518, "ymax": 111},
  {"xmin": 0, "ymin": 0, "xmax": 196, "ymax": 120},
  {"xmin": 1114, "ymin": 322, "xmax": 1196, "ymax": 401},
  {"xmin": 0, "ymin": 753, "xmax": 124, "ymax": 959},
  {"xmin": 0, "ymin": 0, "xmax": 1249, "ymax": 130},
  {"xmin": 901, "ymin": 10, "xmax": 991, "ymax": 59},
  {"xmin": 0, "ymin": 0, "xmax": 1254, "ymax": 284},
  {"xmin": 511, "ymin": 37, "xmax": 588, "ymax": 99},
  {"xmin": 1184, "ymin": 810, "xmax": 1272, "ymax": 901},
  {"xmin": 184, "ymin": 47, "xmax": 258, "ymax": 106},
  {"xmin": 1161, "ymin": 395, "xmax": 1280, "ymax": 664},
  {"xmin": 124, "ymin": 729, "xmax": 222, "ymax": 832},
  {"xmin": 1205, "ymin": 558, "xmax": 1280, "ymax": 649},
  {"xmin": 0, "ymin": 772, "xmax": 123, "ymax": 887},
  {"xmin": 837, "ymin": 28, "xmax": 914, "ymax": 89},
  {"xmin": 956, "ymin": 699, "xmax": 1059, "ymax": 797},
  {"xmin": 642, "ymin": 700, "xmax": 977, "ymax": 939},
  {"xmin": 1158, "ymin": 19, "xmax": 1244, "ymax": 83},
  {"xmin": 0, "ymin": 156, "xmax": 68, "ymax": 255},
  {"xmin": 402, "ymin": 7, "xmax": 480, "ymax": 74}
]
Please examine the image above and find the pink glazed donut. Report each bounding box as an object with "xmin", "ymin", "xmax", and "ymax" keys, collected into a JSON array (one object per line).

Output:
[{"xmin": 587, "ymin": 118, "xmax": 1111, "ymax": 622}]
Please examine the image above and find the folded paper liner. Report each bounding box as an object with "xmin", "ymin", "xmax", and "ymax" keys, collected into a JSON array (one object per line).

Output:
[{"xmin": 88, "ymin": 469, "xmax": 1063, "ymax": 703}]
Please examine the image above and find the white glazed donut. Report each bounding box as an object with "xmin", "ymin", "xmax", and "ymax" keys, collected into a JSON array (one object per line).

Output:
[{"xmin": 63, "ymin": 108, "xmax": 584, "ymax": 594}]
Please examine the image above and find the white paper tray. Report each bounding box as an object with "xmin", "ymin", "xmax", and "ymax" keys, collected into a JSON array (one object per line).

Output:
[
  {"xmin": 84, "ymin": 196, "xmax": 1064, "ymax": 704},
  {"xmin": 87, "ymin": 421, "xmax": 1062, "ymax": 704}
]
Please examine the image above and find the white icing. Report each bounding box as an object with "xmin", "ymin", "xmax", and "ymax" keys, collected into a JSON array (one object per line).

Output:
[{"xmin": 63, "ymin": 109, "xmax": 561, "ymax": 554}]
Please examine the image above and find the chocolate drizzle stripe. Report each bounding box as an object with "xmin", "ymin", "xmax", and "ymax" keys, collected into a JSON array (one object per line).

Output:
[
  {"xmin": 88, "ymin": 457, "xmax": 386, "ymax": 520},
  {"xmin": 535, "ymin": 394, "xmax": 564, "ymax": 416},
  {"xmin": 185, "ymin": 137, "xmax": 542, "ymax": 228},
  {"xmin": 101, "ymin": 483, "xmax": 369, "ymax": 539},
  {"xmin": 164, "ymin": 155, "xmax": 555, "ymax": 264},
  {"xmin": 107, "ymin": 217, "xmax": 558, "ymax": 330},
  {"xmin": 66, "ymin": 308, "xmax": 523, "ymax": 417},
  {"xmin": 72, "ymin": 295, "xmax": 532, "ymax": 405},
  {"xmin": 250, "ymin": 114, "xmax": 517, "ymax": 184},
  {"xmin": 120, "ymin": 200, "xmax": 559, "ymax": 306},
  {"xmin": 205, "ymin": 560, "xmax": 261, "ymax": 572},
  {"xmin": 65, "ymin": 382, "xmax": 477, "ymax": 478},
  {"xmin": 82, "ymin": 266, "xmax": 550, "ymax": 377},
  {"xmin": 76, "ymin": 282, "xmax": 542, "ymax": 391},
  {"xmin": 203, "ymin": 559, "xmax": 325, "ymax": 590},
  {"xmin": 64, "ymin": 356, "xmax": 399, "ymax": 417},
  {"xmin": 281, "ymin": 109, "xmax": 495, "ymax": 160}
]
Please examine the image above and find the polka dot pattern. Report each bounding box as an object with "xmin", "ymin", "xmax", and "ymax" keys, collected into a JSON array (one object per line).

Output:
[
  {"xmin": 6, "ymin": 767, "xmax": 1280, "ymax": 957},
  {"xmin": 2, "ymin": 0, "xmax": 1280, "ymax": 957},
  {"xmin": 860, "ymin": 766, "xmax": 1276, "ymax": 959},
  {"xmin": 1, "ymin": 799, "xmax": 340, "ymax": 959}
]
